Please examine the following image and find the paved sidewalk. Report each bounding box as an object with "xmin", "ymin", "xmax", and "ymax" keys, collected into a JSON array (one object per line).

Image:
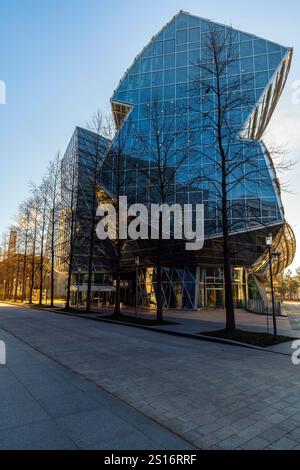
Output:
[
  {"xmin": 75, "ymin": 303, "xmax": 298, "ymax": 333},
  {"xmin": 1, "ymin": 304, "xmax": 300, "ymax": 450},
  {"xmin": 75, "ymin": 306, "xmax": 300, "ymax": 354},
  {"xmin": 0, "ymin": 320, "xmax": 194, "ymax": 450}
]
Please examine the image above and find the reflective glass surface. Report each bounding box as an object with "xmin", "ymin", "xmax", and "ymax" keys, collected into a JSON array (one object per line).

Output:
[{"xmin": 109, "ymin": 12, "xmax": 288, "ymax": 238}]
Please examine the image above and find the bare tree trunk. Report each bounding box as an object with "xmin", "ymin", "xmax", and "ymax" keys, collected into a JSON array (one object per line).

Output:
[
  {"xmin": 38, "ymin": 203, "xmax": 46, "ymax": 305},
  {"xmin": 222, "ymin": 202, "xmax": 236, "ymax": 331},
  {"xmin": 29, "ymin": 224, "xmax": 37, "ymax": 304},
  {"xmin": 14, "ymin": 254, "xmax": 21, "ymax": 302},
  {"xmin": 21, "ymin": 230, "xmax": 28, "ymax": 302},
  {"xmin": 47, "ymin": 153, "xmax": 61, "ymax": 308},
  {"xmin": 217, "ymin": 68, "xmax": 236, "ymax": 331},
  {"xmin": 66, "ymin": 210, "xmax": 75, "ymax": 310},
  {"xmin": 86, "ymin": 188, "xmax": 97, "ymax": 313},
  {"xmin": 156, "ymin": 213, "xmax": 163, "ymax": 321},
  {"xmin": 114, "ymin": 238, "xmax": 121, "ymax": 316},
  {"xmin": 50, "ymin": 210, "xmax": 55, "ymax": 307}
]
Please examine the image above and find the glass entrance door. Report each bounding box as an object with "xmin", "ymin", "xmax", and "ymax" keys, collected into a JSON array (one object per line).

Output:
[{"xmin": 206, "ymin": 288, "xmax": 224, "ymax": 308}]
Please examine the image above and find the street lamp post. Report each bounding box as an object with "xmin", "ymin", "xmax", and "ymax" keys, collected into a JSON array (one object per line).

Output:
[
  {"xmin": 266, "ymin": 234, "xmax": 277, "ymax": 340},
  {"xmin": 135, "ymin": 256, "xmax": 139, "ymax": 318}
]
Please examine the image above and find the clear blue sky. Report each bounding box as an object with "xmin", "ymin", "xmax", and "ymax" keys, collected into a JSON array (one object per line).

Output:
[{"xmin": 0, "ymin": 0, "xmax": 299, "ymax": 270}]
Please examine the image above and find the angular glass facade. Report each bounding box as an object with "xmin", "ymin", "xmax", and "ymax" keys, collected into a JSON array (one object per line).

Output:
[{"xmin": 107, "ymin": 11, "xmax": 291, "ymax": 238}]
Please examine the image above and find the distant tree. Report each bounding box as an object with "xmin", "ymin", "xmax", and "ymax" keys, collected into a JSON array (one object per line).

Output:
[
  {"xmin": 61, "ymin": 142, "xmax": 78, "ymax": 310},
  {"xmin": 27, "ymin": 195, "xmax": 39, "ymax": 304},
  {"xmin": 30, "ymin": 181, "xmax": 49, "ymax": 305},
  {"xmin": 17, "ymin": 201, "xmax": 31, "ymax": 302},
  {"xmin": 13, "ymin": 229, "xmax": 21, "ymax": 301},
  {"xmin": 0, "ymin": 232, "xmax": 9, "ymax": 299},
  {"xmin": 44, "ymin": 153, "xmax": 61, "ymax": 307}
]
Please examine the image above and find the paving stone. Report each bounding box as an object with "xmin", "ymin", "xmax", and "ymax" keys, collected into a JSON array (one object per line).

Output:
[
  {"xmin": 259, "ymin": 426, "xmax": 289, "ymax": 443},
  {"xmin": 286, "ymin": 427, "xmax": 300, "ymax": 441},
  {"xmin": 218, "ymin": 434, "xmax": 249, "ymax": 450},
  {"xmin": 241, "ymin": 437, "xmax": 269, "ymax": 450},
  {"xmin": 267, "ymin": 437, "xmax": 298, "ymax": 450}
]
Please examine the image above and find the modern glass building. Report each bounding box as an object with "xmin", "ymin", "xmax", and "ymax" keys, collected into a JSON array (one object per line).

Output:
[{"xmin": 59, "ymin": 11, "xmax": 296, "ymax": 310}]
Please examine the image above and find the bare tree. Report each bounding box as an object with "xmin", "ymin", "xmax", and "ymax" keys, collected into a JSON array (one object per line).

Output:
[
  {"xmin": 135, "ymin": 99, "xmax": 197, "ymax": 321},
  {"xmin": 60, "ymin": 141, "xmax": 78, "ymax": 310},
  {"xmin": 190, "ymin": 26, "xmax": 291, "ymax": 330},
  {"xmin": 34, "ymin": 181, "xmax": 49, "ymax": 305},
  {"xmin": 81, "ymin": 111, "xmax": 112, "ymax": 313},
  {"xmin": 0, "ymin": 231, "xmax": 10, "ymax": 299},
  {"xmin": 13, "ymin": 229, "xmax": 22, "ymax": 301},
  {"xmin": 17, "ymin": 201, "xmax": 31, "ymax": 302},
  {"xmin": 100, "ymin": 116, "xmax": 134, "ymax": 316},
  {"xmin": 44, "ymin": 153, "xmax": 61, "ymax": 307},
  {"xmin": 27, "ymin": 195, "xmax": 39, "ymax": 304}
]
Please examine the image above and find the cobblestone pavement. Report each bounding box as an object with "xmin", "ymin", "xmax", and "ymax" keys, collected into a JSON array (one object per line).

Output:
[{"xmin": 1, "ymin": 304, "xmax": 300, "ymax": 450}]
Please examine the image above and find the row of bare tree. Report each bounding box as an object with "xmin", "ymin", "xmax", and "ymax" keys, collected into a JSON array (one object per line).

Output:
[{"xmin": 0, "ymin": 155, "xmax": 61, "ymax": 306}]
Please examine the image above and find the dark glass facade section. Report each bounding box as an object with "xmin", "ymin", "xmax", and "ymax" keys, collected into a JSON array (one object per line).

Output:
[{"xmin": 59, "ymin": 127, "xmax": 115, "ymax": 274}]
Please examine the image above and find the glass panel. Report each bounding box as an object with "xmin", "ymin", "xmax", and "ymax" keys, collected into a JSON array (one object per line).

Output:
[
  {"xmin": 268, "ymin": 52, "xmax": 282, "ymax": 69},
  {"xmin": 254, "ymin": 39, "xmax": 267, "ymax": 55},
  {"xmin": 176, "ymin": 67, "xmax": 188, "ymax": 82},
  {"xmin": 152, "ymin": 71, "xmax": 163, "ymax": 86},
  {"xmin": 152, "ymin": 86, "xmax": 163, "ymax": 100},
  {"xmin": 176, "ymin": 30, "xmax": 187, "ymax": 44},
  {"xmin": 176, "ymin": 14, "xmax": 188, "ymax": 30},
  {"xmin": 267, "ymin": 42, "xmax": 281, "ymax": 54},
  {"xmin": 165, "ymin": 39, "xmax": 175, "ymax": 54},
  {"xmin": 240, "ymin": 41, "xmax": 253, "ymax": 57},
  {"xmin": 176, "ymin": 52, "xmax": 188, "ymax": 67},
  {"xmin": 164, "ymin": 22, "xmax": 175, "ymax": 39},
  {"xmin": 189, "ymin": 27, "xmax": 200, "ymax": 42},
  {"xmin": 241, "ymin": 57, "xmax": 253, "ymax": 73},
  {"xmin": 141, "ymin": 58, "xmax": 151, "ymax": 72},
  {"xmin": 164, "ymin": 84, "xmax": 175, "ymax": 99},
  {"xmin": 254, "ymin": 55, "xmax": 268, "ymax": 71},
  {"xmin": 255, "ymin": 71, "xmax": 268, "ymax": 88},
  {"xmin": 164, "ymin": 69, "xmax": 175, "ymax": 84},
  {"xmin": 140, "ymin": 73, "xmax": 151, "ymax": 87},
  {"xmin": 152, "ymin": 56, "xmax": 163, "ymax": 71},
  {"xmin": 165, "ymin": 54, "xmax": 175, "ymax": 68},
  {"xmin": 153, "ymin": 41, "xmax": 163, "ymax": 56}
]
